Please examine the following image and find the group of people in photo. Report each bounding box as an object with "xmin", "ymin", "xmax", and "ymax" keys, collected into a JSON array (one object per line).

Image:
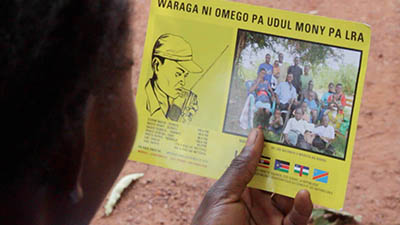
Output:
[{"xmin": 240, "ymin": 52, "xmax": 350, "ymax": 155}]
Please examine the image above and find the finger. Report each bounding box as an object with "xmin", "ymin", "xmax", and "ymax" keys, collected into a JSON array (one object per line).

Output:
[
  {"xmin": 283, "ymin": 190, "xmax": 313, "ymax": 225},
  {"xmin": 248, "ymin": 188, "xmax": 283, "ymax": 225},
  {"xmin": 271, "ymin": 194, "xmax": 294, "ymax": 215},
  {"xmin": 212, "ymin": 128, "xmax": 264, "ymax": 201}
]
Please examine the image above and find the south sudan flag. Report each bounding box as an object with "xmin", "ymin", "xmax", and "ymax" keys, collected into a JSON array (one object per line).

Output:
[{"xmin": 274, "ymin": 159, "xmax": 290, "ymax": 173}]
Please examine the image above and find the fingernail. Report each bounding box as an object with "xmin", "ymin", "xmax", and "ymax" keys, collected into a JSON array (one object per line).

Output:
[{"xmin": 246, "ymin": 129, "xmax": 259, "ymax": 147}]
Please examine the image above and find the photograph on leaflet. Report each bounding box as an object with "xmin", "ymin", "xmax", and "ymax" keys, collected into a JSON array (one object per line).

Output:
[{"xmin": 223, "ymin": 29, "xmax": 362, "ymax": 160}]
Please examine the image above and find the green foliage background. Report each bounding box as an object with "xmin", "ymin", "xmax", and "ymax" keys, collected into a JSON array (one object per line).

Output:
[{"xmin": 313, "ymin": 64, "xmax": 359, "ymax": 96}]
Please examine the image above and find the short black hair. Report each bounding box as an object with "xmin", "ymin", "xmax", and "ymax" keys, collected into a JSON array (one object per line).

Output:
[{"xmin": 1, "ymin": 0, "xmax": 132, "ymax": 183}]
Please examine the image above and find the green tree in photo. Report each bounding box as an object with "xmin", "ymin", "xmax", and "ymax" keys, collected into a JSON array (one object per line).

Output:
[
  {"xmin": 313, "ymin": 63, "xmax": 358, "ymax": 96},
  {"xmin": 235, "ymin": 30, "xmax": 343, "ymax": 68}
]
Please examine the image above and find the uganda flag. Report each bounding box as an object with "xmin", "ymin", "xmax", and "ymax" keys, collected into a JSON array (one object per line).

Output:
[
  {"xmin": 274, "ymin": 159, "xmax": 290, "ymax": 173},
  {"xmin": 258, "ymin": 155, "xmax": 270, "ymax": 169},
  {"xmin": 294, "ymin": 164, "xmax": 309, "ymax": 176}
]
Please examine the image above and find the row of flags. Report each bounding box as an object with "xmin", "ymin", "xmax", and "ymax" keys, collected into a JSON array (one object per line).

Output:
[{"xmin": 258, "ymin": 156, "xmax": 329, "ymax": 183}]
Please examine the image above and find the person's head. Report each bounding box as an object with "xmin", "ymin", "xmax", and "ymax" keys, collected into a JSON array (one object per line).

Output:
[
  {"xmin": 294, "ymin": 56, "xmax": 299, "ymax": 65},
  {"xmin": 278, "ymin": 53, "xmax": 284, "ymax": 63},
  {"xmin": 328, "ymin": 82, "xmax": 335, "ymax": 92},
  {"xmin": 301, "ymin": 102, "xmax": 308, "ymax": 111},
  {"xmin": 258, "ymin": 68, "xmax": 266, "ymax": 80},
  {"xmin": 308, "ymin": 80, "xmax": 314, "ymax": 90},
  {"xmin": 286, "ymin": 73, "xmax": 294, "ymax": 83},
  {"xmin": 274, "ymin": 109, "xmax": 281, "ymax": 117},
  {"xmin": 304, "ymin": 64, "xmax": 310, "ymax": 74},
  {"xmin": 265, "ymin": 53, "xmax": 271, "ymax": 64},
  {"xmin": 336, "ymin": 83, "xmax": 343, "ymax": 94},
  {"xmin": 294, "ymin": 108, "xmax": 304, "ymax": 120},
  {"xmin": 151, "ymin": 34, "xmax": 202, "ymax": 99},
  {"xmin": 322, "ymin": 115, "xmax": 330, "ymax": 127},
  {"xmin": 274, "ymin": 60, "xmax": 279, "ymax": 67},
  {"xmin": 2, "ymin": 1, "xmax": 135, "ymax": 224},
  {"xmin": 328, "ymin": 103, "xmax": 337, "ymax": 111}
]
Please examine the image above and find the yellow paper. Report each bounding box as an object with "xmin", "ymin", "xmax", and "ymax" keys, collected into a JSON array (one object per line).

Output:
[{"xmin": 130, "ymin": 0, "xmax": 370, "ymax": 209}]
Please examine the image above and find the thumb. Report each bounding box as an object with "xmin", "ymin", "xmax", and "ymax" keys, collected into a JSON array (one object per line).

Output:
[
  {"xmin": 283, "ymin": 190, "xmax": 313, "ymax": 225},
  {"xmin": 211, "ymin": 128, "xmax": 264, "ymax": 201}
]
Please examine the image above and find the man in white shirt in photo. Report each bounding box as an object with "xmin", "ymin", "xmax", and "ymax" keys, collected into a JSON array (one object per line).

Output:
[
  {"xmin": 283, "ymin": 108, "xmax": 309, "ymax": 146},
  {"xmin": 314, "ymin": 115, "xmax": 335, "ymax": 143}
]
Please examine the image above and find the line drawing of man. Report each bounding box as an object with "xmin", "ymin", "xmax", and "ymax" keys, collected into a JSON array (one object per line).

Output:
[{"xmin": 145, "ymin": 33, "xmax": 203, "ymax": 122}]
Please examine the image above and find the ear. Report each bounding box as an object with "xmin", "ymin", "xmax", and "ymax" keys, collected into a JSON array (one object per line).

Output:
[{"xmin": 152, "ymin": 57, "xmax": 161, "ymax": 72}]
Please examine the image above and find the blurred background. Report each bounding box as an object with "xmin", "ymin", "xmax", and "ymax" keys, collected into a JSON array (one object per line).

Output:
[{"xmin": 91, "ymin": 0, "xmax": 400, "ymax": 224}]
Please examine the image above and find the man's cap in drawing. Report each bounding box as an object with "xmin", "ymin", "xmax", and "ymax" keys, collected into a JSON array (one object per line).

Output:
[{"xmin": 153, "ymin": 34, "xmax": 203, "ymax": 73}]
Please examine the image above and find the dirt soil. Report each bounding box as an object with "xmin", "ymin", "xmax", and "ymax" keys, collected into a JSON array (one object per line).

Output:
[{"xmin": 91, "ymin": 0, "xmax": 400, "ymax": 224}]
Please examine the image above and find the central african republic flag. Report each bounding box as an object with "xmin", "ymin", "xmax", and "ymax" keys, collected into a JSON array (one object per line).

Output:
[{"xmin": 294, "ymin": 164, "xmax": 309, "ymax": 176}]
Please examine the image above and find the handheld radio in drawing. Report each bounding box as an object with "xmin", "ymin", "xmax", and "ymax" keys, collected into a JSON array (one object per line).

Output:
[{"xmin": 145, "ymin": 33, "xmax": 228, "ymax": 122}]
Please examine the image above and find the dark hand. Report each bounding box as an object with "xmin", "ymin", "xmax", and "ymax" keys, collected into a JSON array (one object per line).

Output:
[{"xmin": 192, "ymin": 128, "xmax": 313, "ymax": 225}]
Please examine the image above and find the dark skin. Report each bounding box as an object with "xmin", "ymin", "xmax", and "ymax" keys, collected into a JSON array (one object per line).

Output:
[
  {"xmin": 294, "ymin": 57, "xmax": 299, "ymax": 66},
  {"xmin": 193, "ymin": 129, "xmax": 313, "ymax": 224},
  {"xmin": 304, "ymin": 65, "xmax": 310, "ymax": 75},
  {"xmin": 265, "ymin": 54, "xmax": 271, "ymax": 64},
  {"xmin": 279, "ymin": 53, "xmax": 284, "ymax": 64}
]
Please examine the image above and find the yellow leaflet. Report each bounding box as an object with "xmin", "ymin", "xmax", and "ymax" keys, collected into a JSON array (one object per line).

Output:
[{"xmin": 130, "ymin": 0, "xmax": 370, "ymax": 209}]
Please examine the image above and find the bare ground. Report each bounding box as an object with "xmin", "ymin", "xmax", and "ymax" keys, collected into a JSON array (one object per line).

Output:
[{"xmin": 91, "ymin": 0, "xmax": 400, "ymax": 224}]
